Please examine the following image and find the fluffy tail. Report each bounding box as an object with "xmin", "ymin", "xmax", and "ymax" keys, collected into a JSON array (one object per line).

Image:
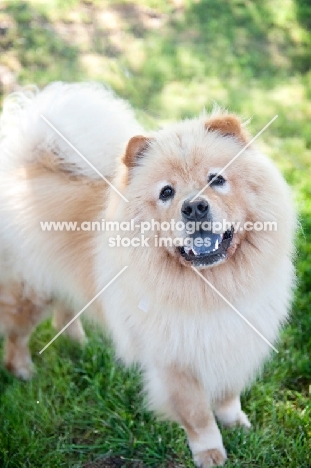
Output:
[{"xmin": 0, "ymin": 82, "xmax": 143, "ymax": 178}]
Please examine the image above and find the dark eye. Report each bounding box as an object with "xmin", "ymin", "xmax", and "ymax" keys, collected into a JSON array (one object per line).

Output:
[
  {"xmin": 208, "ymin": 173, "xmax": 226, "ymax": 186},
  {"xmin": 159, "ymin": 185, "xmax": 175, "ymax": 201}
]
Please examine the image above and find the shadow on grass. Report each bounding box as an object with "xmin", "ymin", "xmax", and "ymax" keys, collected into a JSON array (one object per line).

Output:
[
  {"xmin": 102, "ymin": 0, "xmax": 311, "ymax": 114},
  {"xmin": 282, "ymin": 211, "xmax": 311, "ymax": 393},
  {"xmin": 2, "ymin": 1, "xmax": 311, "ymax": 119},
  {"xmin": 0, "ymin": 364, "xmax": 15, "ymax": 396},
  {"xmin": 1, "ymin": 1, "xmax": 83, "ymax": 90},
  {"xmin": 295, "ymin": 0, "xmax": 311, "ymax": 32}
]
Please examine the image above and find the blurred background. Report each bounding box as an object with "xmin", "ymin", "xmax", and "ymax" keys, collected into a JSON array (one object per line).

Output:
[{"xmin": 0, "ymin": 1, "xmax": 310, "ymax": 467}]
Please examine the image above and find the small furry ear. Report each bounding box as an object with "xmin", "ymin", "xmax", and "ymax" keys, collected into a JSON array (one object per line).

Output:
[
  {"xmin": 205, "ymin": 115, "xmax": 247, "ymax": 143},
  {"xmin": 123, "ymin": 135, "xmax": 151, "ymax": 168}
]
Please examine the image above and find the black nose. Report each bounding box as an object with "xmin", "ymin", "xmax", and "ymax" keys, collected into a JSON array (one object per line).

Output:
[{"xmin": 181, "ymin": 198, "xmax": 209, "ymax": 221}]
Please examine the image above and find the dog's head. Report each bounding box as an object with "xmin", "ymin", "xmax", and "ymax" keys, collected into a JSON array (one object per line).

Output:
[{"xmin": 119, "ymin": 112, "xmax": 293, "ymax": 270}]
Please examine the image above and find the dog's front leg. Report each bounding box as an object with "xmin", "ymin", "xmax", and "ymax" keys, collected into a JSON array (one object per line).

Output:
[{"xmin": 147, "ymin": 366, "xmax": 227, "ymax": 467}]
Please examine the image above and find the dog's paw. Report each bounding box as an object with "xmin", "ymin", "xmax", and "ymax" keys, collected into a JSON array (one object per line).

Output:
[
  {"xmin": 193, "ymin": 447, "xmax": 227, "ymax": 467},
  {"xmin": 53, "ymin": 314, "xmax": 86, "ymax": 345},
  {"xmin": 5, "ymin": 359, "xmax": 35, "ymax": 380},
  {"xmin": 63, "ymin": 322, "xmax": 87, "ymax": 345},
  {"xmin": 221, "ymin": 410, "xmax": 251, "ymax": 430}
]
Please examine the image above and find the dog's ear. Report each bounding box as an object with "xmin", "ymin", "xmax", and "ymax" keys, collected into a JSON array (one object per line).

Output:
[
  {"xmin": 205, "ymin": 115, "xmax": 248, "ymax": 143},
  {"xmin": 123, "ymin": 135, "xmax": 152, "ymax": 168}
]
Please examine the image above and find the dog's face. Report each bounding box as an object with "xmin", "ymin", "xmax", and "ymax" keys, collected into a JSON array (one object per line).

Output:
[{"xmin": 121, "ymin": 113, "xmax": 287, "ymax": 270}]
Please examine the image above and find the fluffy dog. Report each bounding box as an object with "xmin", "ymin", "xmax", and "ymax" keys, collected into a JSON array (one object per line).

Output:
[{"xmin": 0, "ymin": 83, "xmax": 295, "ymax": 467}]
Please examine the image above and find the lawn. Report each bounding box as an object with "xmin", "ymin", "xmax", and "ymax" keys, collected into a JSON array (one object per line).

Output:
[{"xmin": 0, "ymin": 0, "xmax": 310, "ymax": 467}]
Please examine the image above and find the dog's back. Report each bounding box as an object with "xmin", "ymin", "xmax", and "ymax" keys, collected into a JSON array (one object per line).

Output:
[
  {"xmin": 0, "ymin": 82, "xmax": 143, "ymax": 177},
  {"xmin": 0, "ymin": 83, "xmax": 143, "ymax": 377},
  {"xmin": 0, "ymin": 82, "xmax": 143, "ymax": 294}
]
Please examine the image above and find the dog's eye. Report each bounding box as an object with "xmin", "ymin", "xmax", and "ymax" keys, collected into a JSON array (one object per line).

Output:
[
  {"xmin": 159, "ymin": 185, "xmax": 175, "ymax": 201},
  {"xmin": 208, "ymin": 174, "xmax": 226, "ymax": 186}
]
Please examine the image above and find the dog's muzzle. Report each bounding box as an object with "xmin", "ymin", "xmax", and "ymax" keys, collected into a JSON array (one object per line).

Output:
[{"xmin": 178, "ymin": 198, "xmax": 234, "ymax": 266}]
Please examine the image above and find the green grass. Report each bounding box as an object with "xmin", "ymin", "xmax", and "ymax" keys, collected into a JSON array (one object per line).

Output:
[{"xmin": 0, "ymin": 0, "xmax": 311, "ymax": 466}]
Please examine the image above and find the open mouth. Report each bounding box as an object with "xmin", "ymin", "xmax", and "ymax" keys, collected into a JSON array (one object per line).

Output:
[{"xmin": 178, "ymin": 227, "xmax": 234, "ymax": 267}]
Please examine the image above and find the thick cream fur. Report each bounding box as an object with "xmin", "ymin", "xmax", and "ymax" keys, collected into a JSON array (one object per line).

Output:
[
  {"xmin": 98, "ymin": 116, "xmax": 296, "ymax": 402},
  {"xmin": 0, "ymin": 83, "xmax": 295, "ymax": 465},
  {"xmin": 0, "ymin": 82, "xmax": 143, "ymax": 305},
  {"xmin": 0, "ymin": 83, "xmax": 143, "ymax": 376}
]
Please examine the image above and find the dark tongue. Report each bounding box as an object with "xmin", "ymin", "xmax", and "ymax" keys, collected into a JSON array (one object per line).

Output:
[{"xmin": 187, "ymin": 231, "xmax": 222, "ymax": 256}]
